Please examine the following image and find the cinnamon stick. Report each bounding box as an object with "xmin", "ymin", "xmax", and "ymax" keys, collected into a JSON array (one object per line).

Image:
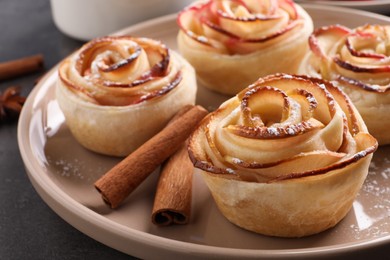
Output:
[
  {"xmin": 94, "ymin": 105, "xmax": 208, "ymax": 208},
  {"xmin": 151, "ymin": 142, "xmax": 193, "ymax": 226},
  {"xmin": 0, "ymin": 54, "xmax": 44, "ymax": 81}
]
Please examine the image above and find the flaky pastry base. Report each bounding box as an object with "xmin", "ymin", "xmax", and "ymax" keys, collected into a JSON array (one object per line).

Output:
[
  {"xmin": 339, "ymin": 87, "xmax": 389, "ymax": 146},
  {"xmin": 188, "ymin": 74, "xmax": 377, "ymax": 237},
  {"xmin": 199, "ymin": 156, "xmax": 370, "ymax": 237},
  {"xmin": 56, "ymin": 51, "xmax": 197, "ymax": 157},
  {"xmin": 177, "ymin": 4, "xmax": 313, "ymax": 95},
  {"xmin": 298, "ymin": 24, "xmax": 390, "ymax": 145}
]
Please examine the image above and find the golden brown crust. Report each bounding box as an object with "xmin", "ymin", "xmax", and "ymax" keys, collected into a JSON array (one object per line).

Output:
[
  {"xmin": 298, "ymin": 24, "xmax": 390, "ymax": 145},
  {"xmin": 177, "ymin": 0, "xmax": 313, "ymax": 95},
  {"xmin": 200, "ymin": 156, "xmax": 369, "ymax": 237},
  {"xmin": 56, "ymin": 36, "xmax": 197, "ymax": 157},
  {"xmin": 188, "ymin": 74, "xmax": 378, "ymax": 237}
]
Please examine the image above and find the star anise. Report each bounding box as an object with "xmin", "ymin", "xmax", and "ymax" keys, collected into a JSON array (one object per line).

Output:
[{"xmin": 0, "ymin": 86, "xmax": 26, "ymax": 122}]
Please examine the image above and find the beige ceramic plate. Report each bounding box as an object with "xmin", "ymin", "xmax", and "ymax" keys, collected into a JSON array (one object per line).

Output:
[
  {"xmin": 295, "ymin": 0, "xmax": 390, "ymax": 14},
  {"xmin": 18, "ymin": 5, "xmax": 390, "ymax": 260}
]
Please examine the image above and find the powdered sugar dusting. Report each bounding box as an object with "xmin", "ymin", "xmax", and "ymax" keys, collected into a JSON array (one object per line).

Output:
[
  {"xmin": 231, "ymin": 157, "xmax": 243, "ymax": 164},
  {"xmin": 54, "ymin": 158, "xmax": 84, "ymax": 179},
  {"xmin": 267, "ymin": 127, "xmax": 279, "ymax": 136},
  {"xmin": 347, "ymin": 147, "xmax": 390, "ymax": 240},
  {"xmin": 286, "ymin": 127, "xmax": 295, "ymax": 135},
  {"xmin": 226, "ymin": 168, "xmax": 236, "ymax": 174},
  {"xmin": 46, "ymin": 155, "xmax": 107, "ymax": 183}
]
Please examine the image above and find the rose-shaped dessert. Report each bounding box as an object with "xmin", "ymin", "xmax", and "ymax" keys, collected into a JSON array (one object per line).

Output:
[
  {"xmin": 57, "ymin": 36, "xmax": 197, "ymax": 157},
  {"xmin": 188, "ymin": 74, "xmax": 377, "ymax": 237},
  {"xmin": 177, "ymin": 0, "xmax": 313, "ymax": 95},
  {"xmin": 299, "ymin": 24, "xmax": 390, "ymax": 145}
]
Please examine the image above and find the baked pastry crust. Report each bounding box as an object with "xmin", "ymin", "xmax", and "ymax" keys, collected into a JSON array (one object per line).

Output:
[
  {"xmin": 299, "ymin": 24, "xmax": 390, "ymax": 145},
  {"xmin": 177, "ymin": 0, "xmax": 313, "ymax": 95},
  {"xmin": 57, "ymin": 36, "xmax": 197, "ymax": 157},
  {"xmin": 188, "ymin": 74, "xmax": 377, "ymax": 237}
]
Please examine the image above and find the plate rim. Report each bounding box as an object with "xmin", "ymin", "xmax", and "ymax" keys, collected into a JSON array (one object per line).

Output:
[
  {"xmin": 18, "ymin": 4, "xmax": 390, "ymax": 259},
  {"xmin": 296, "ymin": 0, "xmax": 390, "ymax": 7}
]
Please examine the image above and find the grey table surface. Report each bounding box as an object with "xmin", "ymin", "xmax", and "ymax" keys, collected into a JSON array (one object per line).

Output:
[
  {"xmin": 0, "ymin": 0, "xmax": 389, "ymax": 259},
  {"xmin": 0, "ymin": 0, "xmax": 133, "ymax": 259}
]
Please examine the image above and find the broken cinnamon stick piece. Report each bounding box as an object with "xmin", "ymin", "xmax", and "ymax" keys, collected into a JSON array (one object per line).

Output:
[
  {"xmin": 94, "ymin": 105, "xmax": 208, "ymax": 209},
  {"xmin": 0, "ymin": 54, "xmax": 44, "ymax": 81},
  {"xmin": 152, "ymin": 143, "xmax": 193, "ymax": 226}
]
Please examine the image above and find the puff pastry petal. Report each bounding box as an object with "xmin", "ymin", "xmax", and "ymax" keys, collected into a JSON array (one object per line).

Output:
[
  {"xmin": 177, "ymin": 0, "xmax": 313, "ymax": 95},
  {"xmin": 299, "ymin": 24, "xmax": 390, "ymax": 145},
  {"xmin": 57, "ymin": 36, "xmax": 197, "ymax": 156},
  {"xmin": 188, "ymin": 74, "xmax": 377, "ymax": 237}
]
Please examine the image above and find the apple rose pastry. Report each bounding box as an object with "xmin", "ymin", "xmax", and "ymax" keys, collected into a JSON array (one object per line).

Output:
[
  {"xmin": 188, "ymin": 74, "xmax": 378, "ymax": 237},
  {"xmin": 177, "ymin": 0, "xmax": 313, "ymax": 95},
  {"xmin": 299, "ymin": 24, "xmax": 390, "ymax": 145},
  {"xmin": 57, "ymin": 36, "xmax": 197, "ymax": 157}
]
